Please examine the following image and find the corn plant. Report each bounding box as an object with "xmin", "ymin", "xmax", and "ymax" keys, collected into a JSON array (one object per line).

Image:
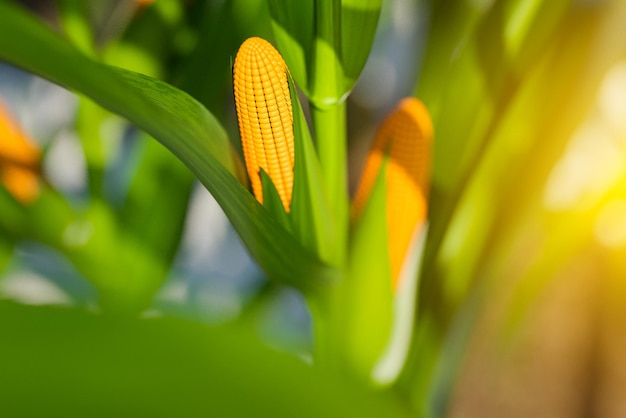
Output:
[{"xmin": 1, "ymin": 0, "xmax": 625, "ymax": 416}]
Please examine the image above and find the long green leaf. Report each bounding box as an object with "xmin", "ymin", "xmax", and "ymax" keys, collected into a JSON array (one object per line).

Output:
[
  {"xmin": 267, "ymin": 0, "xmax": 314, "ymax": 95},
  {"xmin": 345, "ymin": 156, "xmax": 393, "ymax": 380},
  {"xmin": 341, "ymin": 0, "xmax": 382, "ymax": 92},
  {"xmin": 288, "ymin": 78, "xmax": 337, "ymax": 266},
  {"xmin": 0, "ymin": 2, "xmax": 337, "ymax": 291}
]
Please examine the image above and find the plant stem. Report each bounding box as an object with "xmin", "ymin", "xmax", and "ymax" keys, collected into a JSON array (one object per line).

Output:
[
  {"xmin": 309, "ymin": 0, "xmax": 348, "ymax": 264},
  {"xmin": 307, "ymin": 280, "xmax": 347, "ymax": 373},
  {"xmin": 307, "ymin": 0, "xmax": 351, "ymax": 375},
  {"xmin": 312, "ymin": 102, "xmax": 348, "ymax": 261},
  {"xmin": 311, "ymin": 0, "xmax": 343, "ymax": 104}
]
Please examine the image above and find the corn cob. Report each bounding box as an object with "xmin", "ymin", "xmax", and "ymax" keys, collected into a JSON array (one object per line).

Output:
[
  {"xmin": 352, "ymin": 97, "xmax": 433, "ymax": 289},
  {"xmin": 0, "ymin": 100, "xmax": 41, "ymax": 204},
  {"xmin": 233, "ymin": 37, "xmax": 294, "ymax": 212}
]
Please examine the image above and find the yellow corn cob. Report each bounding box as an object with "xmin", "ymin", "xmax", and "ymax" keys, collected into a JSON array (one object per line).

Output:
[
  {"xmin": 233, "ymin": 37, "xmax": 294, "ymax": 212},
  {"xmin": 352, "ymin": 97, "xmax": 433, "ymax": 289},
  {"xmin": 0, "ymin": 100, "xmax": 41, "ymax": 204}
]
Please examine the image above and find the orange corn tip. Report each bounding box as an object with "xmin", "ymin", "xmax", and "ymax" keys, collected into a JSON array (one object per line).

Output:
[
  {"xmin": 0, "ymin": 100, "xmax": 41, "ymax": 204},
  {"xmin": 233, "ymin": 37, "xmax": 294, "ymax": 212},
  {"xmin": 352, "ymin": 97, "xmax": 433, "ymax": 289}
]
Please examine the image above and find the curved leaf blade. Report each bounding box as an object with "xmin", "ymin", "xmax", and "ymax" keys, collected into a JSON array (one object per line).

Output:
[
  {"xmin": 341, "ymin": 0, "xmax": 383, "ymax": 92},
  {"xmin": 267, "ymin": 0, "xmax": 314, "ymax": 95}
]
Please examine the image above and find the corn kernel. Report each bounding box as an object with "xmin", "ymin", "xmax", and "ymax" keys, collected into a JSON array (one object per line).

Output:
[{"xmin": 233, "ymin": 37, "xmax": 294, "ymax": 212}]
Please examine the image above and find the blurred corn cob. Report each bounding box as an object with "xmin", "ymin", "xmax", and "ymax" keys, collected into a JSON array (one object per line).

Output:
[
  {"xmin": 0, "ymin": 99, "xmax": 41, "ymax": 204},
  {"xmin": 352, "ymin": 98, "xmax": 433, "ymax": 288},
  {"xmin": 233, "ymin": 37, "xmax": 295, "ymax": 212}
]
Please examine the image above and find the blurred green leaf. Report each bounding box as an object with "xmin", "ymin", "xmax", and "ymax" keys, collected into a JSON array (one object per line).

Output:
[
  {"xmin": 103, "ymin": 0, "xmax": 181, "ymax": 76},
  {"xmin": 74, "ymin": 98, "xmax": 118, "ymax": 197},
  {"xmin": 403, "ymin": 0, "xmax": 626, "ymax": 414},
  {"xmin": 345, "ymin": 156, "xmax": 393, "ymax": 380},
  {"xmin": 0, "ymin": 301, "xmax": 409, "ymax": 418},
  {"xmin": 417, "ymin": 0, "xmax": 494, "ymax": 125},
  {"xmin": 414, "ymin": 0, "xmax": 572, "ymax": 335},
  {"xmin": 58, "ymin": 0, "xmax": 95, "ymax": 56},
  {"xmin": 0, "ymin": 2, "xmax": 338, "ymax": 292},
  {"xmin": 0, "ymin": 184, "xmax": 166, "ymax": 311},
  {"xmin": 468, "ymin": 0, "xmax": 626, "ymax": 340},
  {"xmin": 119, "ymin": 136, "xmax": 194, "ymax": 280},
  {"xmin": 417, "ymin": 0, "xmax": 567, "ymax": 197},
  {"xmin": 0, "ymin": 185, "xmax": 74, "ymax": 248},
  {"xmin": 0, "ymin": 236, "xmax": 12, "ymax": 274}
]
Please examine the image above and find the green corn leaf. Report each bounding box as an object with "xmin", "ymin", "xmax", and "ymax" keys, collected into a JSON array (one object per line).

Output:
[
  {"xmin": 341, "ymin": 0, "xmax": 382, "ymax": 92},
  {"xmin": 288, "ymin": 78, "xmax": 337, "ymax": 266},
  {"xmin": 345, "ymin": 155, "xmax": 393, "ymax": 380},
  {"xmin": 0, "ymin": 2, "xmax": 338, "ymax": 292},
  {"xmin": 0, "ymin": 301, "xmax": 410, "ymax": 418},
  {"xmin": 269, "ymin": 0, "xmax": 382, "ymax": 103},
  {"xmin": 260, "ymin": 168, "xmax": 292, "ymax": 234},
  {"xmin": 267, "ymin": 0, "xmax": 314, "ymax": 96}
]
